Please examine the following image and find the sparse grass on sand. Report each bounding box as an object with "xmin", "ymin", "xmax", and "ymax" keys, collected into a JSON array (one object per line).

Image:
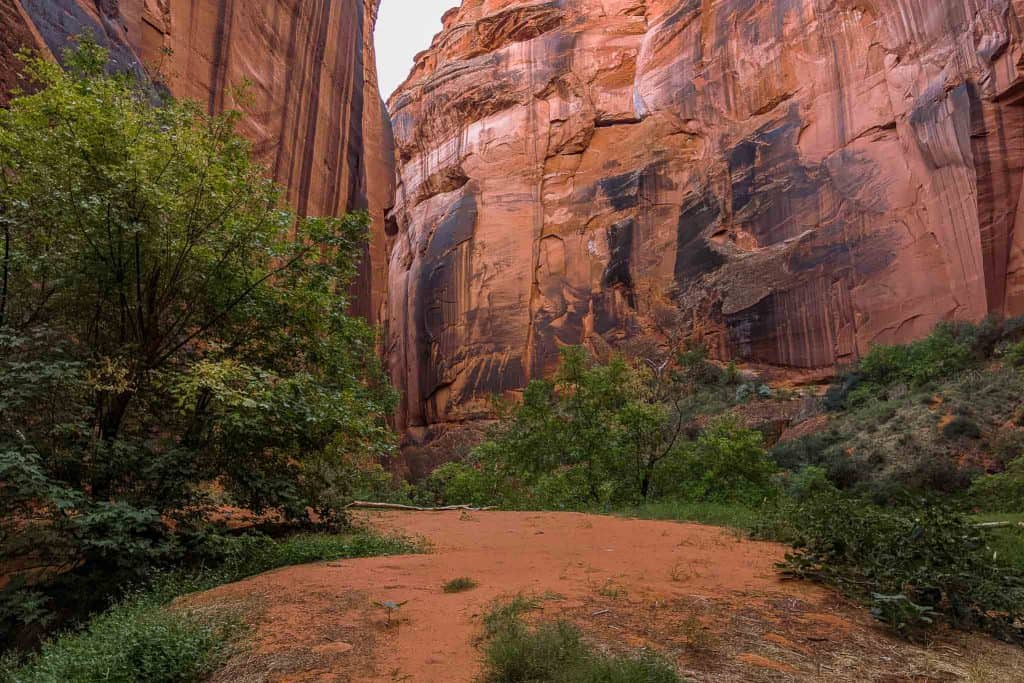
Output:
[
  {"xmin": 478, "ymin": 598, "xmax": 680, "ymax": 683},
  {"xmin": 1, "ymin": 531, "xmax": 420, "ymax": 683}
]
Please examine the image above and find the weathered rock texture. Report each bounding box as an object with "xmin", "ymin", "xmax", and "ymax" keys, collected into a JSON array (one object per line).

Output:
[
  {"xmin": 2, "ymin": 0, "xmax": 393, "ymax": 322},
  {"xmin": 386, "ymin": 0, "xmax": 1024, "ymax": 441}
]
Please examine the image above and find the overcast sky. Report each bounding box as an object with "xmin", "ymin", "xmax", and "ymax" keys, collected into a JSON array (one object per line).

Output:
[{"xmin": 375, "ymin": 1, "xmax": 455, "ymax": 100}]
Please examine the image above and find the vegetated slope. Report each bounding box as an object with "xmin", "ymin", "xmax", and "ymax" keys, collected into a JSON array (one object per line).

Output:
[
  {"xmin": 772, "ymin": 320, "xmax": 1024, "ymax": 504},
  {"xmin": 192, "ymin": 511, "xmax": 1024, "ymax": 683}
]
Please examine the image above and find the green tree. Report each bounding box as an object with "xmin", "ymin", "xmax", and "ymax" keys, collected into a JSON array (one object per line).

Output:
[
  {"xmin": 0, "ymin": 40, "xmax": 395, "ymax": 642},
  {"xmin": 455, "ymin": 346, "xmax": 755, "ymax": 509}
]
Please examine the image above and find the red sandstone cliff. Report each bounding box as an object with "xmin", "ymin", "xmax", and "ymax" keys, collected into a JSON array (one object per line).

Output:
[
  {"xmin": 386, "ymin": 0, "xmax": 1024, "ymax": 443},
  {"xmin": 1, "ymin": 0, "xmax": 393, "ymax": 323}
]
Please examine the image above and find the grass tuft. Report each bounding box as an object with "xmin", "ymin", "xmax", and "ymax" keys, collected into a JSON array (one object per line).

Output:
[
  {"xmin": 479, "ymin": 600, "xmax": 680, "ymax": 683},
  {"xmin": 442, "ymin": 577, "xmax": 479, "ymax": 593}
]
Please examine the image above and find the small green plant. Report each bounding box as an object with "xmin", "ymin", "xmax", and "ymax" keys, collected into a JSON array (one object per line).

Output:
[
  {"xmin": 594, "ymin": 579, "xmax": 627, "ymax": 600},
  {"xmin": 478, "ymin": 602, "xmax": 680, "ymax": 683},
  {"xmin": 443, "ymin": 577, "xmax": 478, "ymax": 593},
  {"xmin": 482, "ymin": 595, "xmax": 540, "ymax": 640},
  {"xmin": 0, "ymin": 599, "xmax": 239, "ymax": 683},
  {"xmin": 374, "ymin": 600, "xmax": 408, "ymax": 626},
  {"xmin": 677, "ymin": 614, "xmax": 716, "ymax": 653},
  {"xmin": 870, "ymin": 594, "xmax": 938, "ymax": 640}
]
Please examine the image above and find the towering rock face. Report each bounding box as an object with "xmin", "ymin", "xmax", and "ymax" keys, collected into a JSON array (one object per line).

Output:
[
  {"xmin": 2, "ymin": 0, "xmax": 393, "ymax": 323},
  {"xmin": 386, "ymin": 0, "xmax": 1024, "ymax": 442}
]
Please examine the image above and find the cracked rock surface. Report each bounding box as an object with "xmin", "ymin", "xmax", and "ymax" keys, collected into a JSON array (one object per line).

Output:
[{"xmin": 385, "ymin": 0, "xmax": 1024, "ymax": 445}]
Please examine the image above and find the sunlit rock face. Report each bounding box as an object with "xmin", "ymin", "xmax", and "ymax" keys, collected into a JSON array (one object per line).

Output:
[
  {"xmin": 2, "ymin": 0, "xmax": 394, "ymax": 323},
  {"xmin": 386, "ymin": 0, "xmax": 1024, "ymax": 442}
]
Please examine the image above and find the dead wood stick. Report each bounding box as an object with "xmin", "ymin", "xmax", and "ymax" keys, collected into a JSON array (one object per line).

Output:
[
  {"xmin": 346, "ymin": 501, "xmax": 495, "ymax": 512},
  {"xmin": 974, "ymin": 521, "xmax": 1024, "ymax": 529}
]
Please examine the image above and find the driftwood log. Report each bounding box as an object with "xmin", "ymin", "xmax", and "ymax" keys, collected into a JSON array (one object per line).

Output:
[{"xmin": 346, "ymin": 501, "xmax": 495, "ymax": 512}]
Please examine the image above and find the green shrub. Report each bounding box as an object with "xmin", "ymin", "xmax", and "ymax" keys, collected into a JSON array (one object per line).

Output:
[
  {"xmin": 769, "ymin": 432, "xmax": 843, "ymax": 471},
  {"xmin": 781, "ymin": 466, "xmax": 837, "ymax": 502},
  {"xmin": 989, "ymin": 428, "xmax": 1024, "ymax": 467},
  {"xmin": 970, "ymin": 458, "xmax": 1024, "ymax": 513},
  {"xmin": 1004, "ymin": 339, "xmax": 1024, "ymax": 368},
  {"xmin": 449, "ymin": 346, "xmax": 740, "ymax": 510},
  {"xmin": 942, "ymin": 416, "xmax": 982, "ymax": 440},
  {"xmin": 482, "ymin": 596, "xmax": 540, "ymax": 640},
  {"xmin": 442, "ymin": 577, "xmax": 478, "ymax": 594},
  {"xmin": 415, "ymin": 461, "xmax": 511, "ymax": 509},
  {"xmin": 858, "ymin": 322, "xmax": 979, "ymax": 389},
  {"xmin": 825, "ymin": 318, "xmax": 1024, "ymax": 409},
  {"xmin": 675, "ymin": 417, "xmax": 777, "ymax": 505},
  {"xmin": 0, "ymin": 600, "xmax": 238, "ymax": 683},
  {"xmin": 778, "ymin": 493, "xmax": 1024, "ymax": 642},
  {"xmin": 971, "ymin": 514, "xmax": 1024, "ymax": 572},
  {"xmin": 479, "ymin": 603, "xmax": 680, "ymax": 683}
]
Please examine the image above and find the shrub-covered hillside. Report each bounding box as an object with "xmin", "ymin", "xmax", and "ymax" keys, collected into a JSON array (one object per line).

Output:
[{"xmin": 774, "ymin": 317, "xmax": 1024, "ymax": 504}]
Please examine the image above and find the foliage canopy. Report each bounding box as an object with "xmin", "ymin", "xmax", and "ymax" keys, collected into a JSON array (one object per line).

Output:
[{"xmin": 0, "ymin": 40, "xmax": 395, "ymax": 645}]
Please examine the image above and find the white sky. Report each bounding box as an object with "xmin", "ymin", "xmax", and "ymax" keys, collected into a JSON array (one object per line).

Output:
[{"xmin": 375, "ymin": 1, "xmax": 455, "ymax": 100}]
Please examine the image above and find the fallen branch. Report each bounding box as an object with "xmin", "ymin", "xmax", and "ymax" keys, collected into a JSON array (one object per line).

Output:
[
  {"xmin": 974, "ymin": 521, "xmax": 1024, "ymax": 529},
  {"xmin": 346, "ymin": 501, "xmax": 495, "ymax": 512}
]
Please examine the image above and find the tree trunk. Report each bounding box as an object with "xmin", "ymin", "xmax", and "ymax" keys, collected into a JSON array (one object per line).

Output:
[
  {"xmin": 97, "ymin": 390, "xmax": 132, "ymax": 441},
  {"xmin": 1, "ymin": 215, "xmax": 9, "ymax": 328},
  {"xmin": 641, "ymin": 465, "xmax": 652, "ymax": 499}
]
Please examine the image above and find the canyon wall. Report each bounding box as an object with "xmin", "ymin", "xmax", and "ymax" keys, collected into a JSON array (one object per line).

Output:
[
  {"xmin": 1, "ymin": 0, "xmax": 393, "ymax": 323},
  {"xmin": 386, "ymin": 0, "xmax": 1024, "ymax": 444}
]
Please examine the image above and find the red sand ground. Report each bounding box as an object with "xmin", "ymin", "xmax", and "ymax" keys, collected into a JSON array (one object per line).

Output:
[{"xmin": 194, "ymin": 511, "xmax": 1024, "ymax": 682}]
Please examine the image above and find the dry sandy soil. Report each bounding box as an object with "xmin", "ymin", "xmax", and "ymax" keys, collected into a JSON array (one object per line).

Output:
[{"xmin": 191, "ymin": 511, "xmax": 1024, "ymax": 682}]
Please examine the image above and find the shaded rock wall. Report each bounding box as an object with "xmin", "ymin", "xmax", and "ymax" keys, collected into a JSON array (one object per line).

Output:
[
  {"xmin": 3, "ymin": 0, "xmax": 393, "ymax": 323},
  {"xmin": 386, "ymin": 0, "xmax": 1024, "ymax": 442}
]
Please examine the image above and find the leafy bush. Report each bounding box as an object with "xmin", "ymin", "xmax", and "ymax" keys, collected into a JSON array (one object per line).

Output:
[
  {"xmin": 857, "ymin": 322, "xmax": 980, "ymax": 390},
  {"xmin": 0, "ymin": 40, "xmax": 398, "ymax": 644},
  {"xmin": 781, "ymin": 466, "xmax": 837, "ymax": 502},
  {"xmin": 479, "ymin": 602, "xmax": 680, "ymax": 683},
  {"xmin": 769, "ymin": 431, "xmax": 843, "ymax": 471},
  {"xmin": 827, "ymin": 317, "xmax": 1024, "ymax": 409},
  {"xmin": 778, "ymin": 493, "xmax": 1024, "ymax": 642},
  {"xmin": 0, "ymin": 600, "xmax": 237, "ymax": 683},
  {"xmin": 432, "ymin": 346, "xmax": 747, "ymax": 510},
  {"xmin": 970, "ymin": 458, "xmax": 1024, "ymax": 513},
  {"xmin": 942, "ymin": 416, "xmax": 982, "ymax": 440},
  {"xmin": 673, "ymin": 417, "xmax": 777, "ymax": 505},
  {"xmin": 1003, "ymin": 339, "xmax": 1024, "ymax": 368}
]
